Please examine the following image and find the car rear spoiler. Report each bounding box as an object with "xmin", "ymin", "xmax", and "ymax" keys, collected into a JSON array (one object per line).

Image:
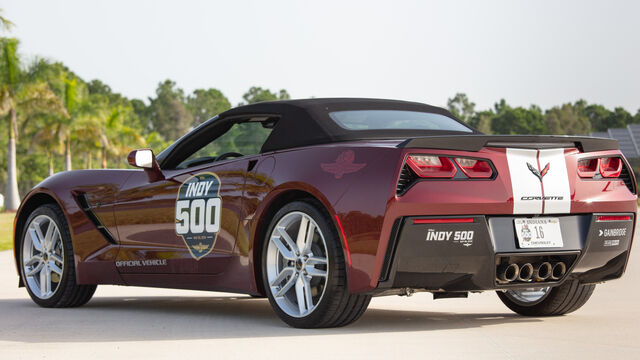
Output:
[{"xmin": 397, "ymin": 135, "xmax": 619, "ymax": 153}]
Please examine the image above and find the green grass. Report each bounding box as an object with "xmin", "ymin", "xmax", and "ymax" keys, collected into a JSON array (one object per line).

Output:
[{"xmin": 0, "ymin": 212, "xmax": 15, "ymax": 251}]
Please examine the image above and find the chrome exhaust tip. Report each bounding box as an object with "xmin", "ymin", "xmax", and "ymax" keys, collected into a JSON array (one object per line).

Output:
[
  {"xmin": 498, "ymin": 263, "xmax": 519, "ymax": 282},
  {"xmin": 534, "ymin": 262, "xmax": 552, "ymax": 281},
  {"xmin": 517, "ymin": 263, "xmax": 534, "ymax": 282},
  {"xmin": 551, "ymin": 262, "xmax": 567, "ymax": 280}
]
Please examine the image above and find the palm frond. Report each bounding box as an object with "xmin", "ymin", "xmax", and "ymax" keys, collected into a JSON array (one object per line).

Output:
[
  {"xmin": 63, "ymin": 76, "xmax": 79, "ymax": 114},
  {"xmin": 0, "ymin": 38, "xmax": 20, "ymax": 89},
  {"xmin": 0, "ymin": 9, "xmax": 15, "ymax": 32},
  {"xmin": 17, "ymin": 82, "xmax": 68, "ymax": 118}
]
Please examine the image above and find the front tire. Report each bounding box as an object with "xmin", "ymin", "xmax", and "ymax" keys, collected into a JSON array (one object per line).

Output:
[
  {"xmin": 20, "ymin": 204, "xmax": 97, "ymax": 308},
  {"xmin": 261, "ymin": 200, "xmax": 370, "ymax": 328},
  {"xmin": 497, "ymin": 279, "xmax": 595, "ymax": 316}
]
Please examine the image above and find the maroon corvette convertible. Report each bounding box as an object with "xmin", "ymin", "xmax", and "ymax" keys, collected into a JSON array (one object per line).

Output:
[{"xmin": 13, "ymin": 98, "xmax": 636, "ymax": 328}]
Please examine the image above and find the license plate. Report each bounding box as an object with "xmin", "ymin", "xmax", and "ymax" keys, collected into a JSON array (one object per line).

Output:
[{"xmin": 514, "ymin": 218, "xmax": 563, "ymax": 248}]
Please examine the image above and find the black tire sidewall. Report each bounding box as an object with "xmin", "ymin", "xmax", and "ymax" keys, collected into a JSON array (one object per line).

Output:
[
  {"xmin": 19, "ymin": 204, "xmax": 76, "ymax": 307},
  {"xmin": 497, "ymin": 279, "xmax": 595, "ymax": 316},
  {"xmin": 261, "ymin": 200, "xmax": 346, "ymax": 327},
  {"xmin": 501, "ymin": 288, "xmax": 552, "ymax": 307}
]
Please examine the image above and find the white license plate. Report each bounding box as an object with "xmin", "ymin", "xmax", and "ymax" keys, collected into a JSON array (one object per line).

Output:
[{"xmin": 514, "ymin": 218, "xmax": 563, "ymax": 248}]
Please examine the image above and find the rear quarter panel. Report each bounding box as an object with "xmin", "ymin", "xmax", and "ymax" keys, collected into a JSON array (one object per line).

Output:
[{"xmin": 245, "ymin": 142, "xmax": 403, "ymax": 293}]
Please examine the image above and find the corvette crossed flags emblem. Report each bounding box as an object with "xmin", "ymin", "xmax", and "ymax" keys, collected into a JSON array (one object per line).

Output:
[{"xmin": 527, "ymin": 162, "xmax": 550, "ymax": 182}]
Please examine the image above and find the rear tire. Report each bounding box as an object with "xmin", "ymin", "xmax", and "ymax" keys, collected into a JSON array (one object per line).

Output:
[
  {"xmin": 261, "ymin": 200, "xmax": 370, "ymax": 328},
  {"xmin": 497, "ymin": 279, "xmax": 595, "ymax": 316},
  {"xmin": 19, "ymin": 204, "xmax": 97, "ymax": 308}
]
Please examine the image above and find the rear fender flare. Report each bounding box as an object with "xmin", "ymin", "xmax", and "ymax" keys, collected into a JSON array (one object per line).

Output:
[{"xmin": 250, "ymin": 182, "xmax": 352, "ymax": 295}]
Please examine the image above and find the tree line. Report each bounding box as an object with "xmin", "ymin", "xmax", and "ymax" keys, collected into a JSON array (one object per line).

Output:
[
  {"xmin": 447, "ymin": 93, "xmax": 640, "ymax": 135},
  {"xmin": 0, "ymin": 29, "xmax": 289, "ymax": 209},
  {"xmin": 1, "ymin": 10, "xmax": 639, "ymax": 211}
]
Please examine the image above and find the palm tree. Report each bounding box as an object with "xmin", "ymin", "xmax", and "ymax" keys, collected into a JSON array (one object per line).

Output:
[
  {"xmin": 32, "ymin": 84, "xmax": 109, "ymax": 173},
  {"xmin": 30, "ymin": 115, "xmax": 65, "ymax": 176},
  {"xmin": 102, "ymin": 105, "xmax": 145, "ymax": 168},
  {"xmin": 61, "ymin": 76, "xmax": 80, "ymax": 170},
  {"xmin": 0, "ymin": 38, "xmax": 66, "ymax": 210},
  {"xmin": 72, "ymin": 101, "xmax": 109, "ymax": 168}
]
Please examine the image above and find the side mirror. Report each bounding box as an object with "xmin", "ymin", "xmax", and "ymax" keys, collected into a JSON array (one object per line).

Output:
[
  {"xmin": 127, "ymin": 149, "xmax": 165, "ymax": 182},
  {"xmin": 128, "ymin": 149, "xmax": 154, "ymax": 168}
]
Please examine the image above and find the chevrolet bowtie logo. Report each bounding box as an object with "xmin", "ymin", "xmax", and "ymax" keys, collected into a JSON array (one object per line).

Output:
[{"xmin": 527, "ymin": 162, "xmax": 550, "ymax": 182}]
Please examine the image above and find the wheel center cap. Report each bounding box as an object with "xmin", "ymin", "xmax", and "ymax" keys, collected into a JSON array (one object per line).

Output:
[
  {"xmin": 42, "ymin": 253, "xmax": 48, "ymax": 262},
  {"xmin": 295, "ymin": 259, "xmax": 303, "ymax": 271}
]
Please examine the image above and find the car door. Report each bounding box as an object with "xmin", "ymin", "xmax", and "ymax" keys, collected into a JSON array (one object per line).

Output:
[
  {"xmin": 113, "ymin": 158, "xmax": 248, "ymax": 275},
  {"xmin": 112, "ymin": 118, "xmax": 274, "ymax": 276}
]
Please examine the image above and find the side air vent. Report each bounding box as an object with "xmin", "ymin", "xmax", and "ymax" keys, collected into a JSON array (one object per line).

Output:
[
  {"xmin": 396, "ymin": 164, "xmax": 418, "ymax": 195},
  {"xmin": 620, "ymin": 163, "xmax": 636, "ymax": 194},
  {"xmin": 75, "ymin": 194, "xmax": 118, "ymax": 244}
]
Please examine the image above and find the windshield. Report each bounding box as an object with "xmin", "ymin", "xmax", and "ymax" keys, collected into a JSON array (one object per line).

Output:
[{"xmin": 329, "ymin": 110, "xmax": 472, "ymax": 132}]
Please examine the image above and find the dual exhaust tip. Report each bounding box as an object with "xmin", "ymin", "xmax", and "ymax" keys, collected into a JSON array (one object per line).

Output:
[{"xmin": 497, "ymin": 262, "xmax": 566, "ymax": 283}]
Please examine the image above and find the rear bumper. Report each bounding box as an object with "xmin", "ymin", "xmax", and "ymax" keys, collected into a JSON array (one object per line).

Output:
[{"xmin": 377, "ymin": 213, "xmax": 635, "ymax": 292}]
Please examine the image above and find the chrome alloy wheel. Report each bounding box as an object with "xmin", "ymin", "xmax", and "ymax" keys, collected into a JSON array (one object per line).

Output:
[
  {"xmin": 22, "ymin": 215, "xmax": 64, "ymax": 300},
  {"xmin": 266, "ymin": 211, "xmax": 329, "ymax": 318},
  {"xmin": 505, "ymin": 287, "xmax": 551, "ymax": 306}
]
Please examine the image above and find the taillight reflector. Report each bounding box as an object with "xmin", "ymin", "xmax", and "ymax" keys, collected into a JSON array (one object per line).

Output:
[
  {"xmin": 454, "ymin": 158, "xmax": 493, "ymax": 178},
  {"xmin": 406, "ymin": 155, "xmax": 457, "ymax": 178},
  {"xmin": 577, "ymin": 158, "xmax": 598, "ymax": 178},
  {"xmin": 413, "ymin": 218, "xmax": 474, "ymax": 224},
  {"xmin": 597, "ymin": 215, "xmax": 631, "ymax": 222},
  {"xmin": 578, "ymin": 156, "xmax": 625, "ymax": 179},
  {"xmin": 600, "ymin": 157, "xmax": 623, "ymax": 178},
  {"xmin": 334, "ymin": 215, "xmax": 352, "ymax": 266}
]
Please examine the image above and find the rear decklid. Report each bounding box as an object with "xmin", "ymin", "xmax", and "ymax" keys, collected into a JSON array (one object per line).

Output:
[{"xmin": 395, "ymin": 134, "xmax": 636, "ymax": 215}]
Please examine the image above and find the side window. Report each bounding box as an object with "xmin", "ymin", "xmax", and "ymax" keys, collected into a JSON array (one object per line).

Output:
[{"xmin": 177, "ymin": 121, "xmax": 273, "ymax": 169}]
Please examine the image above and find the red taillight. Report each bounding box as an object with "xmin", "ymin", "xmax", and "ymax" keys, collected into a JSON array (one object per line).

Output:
[
  {"xmin": 597, "ymin": 215, "xmax": 631, "ymax": 221},
  {"xmin": 454, "ymin": 158, "xmax": 493, "ymax": 178},
  {"xmin": 406, "ymin": 155, "xmax": 457, "ymax": 178},
  {"xmin": 600, "ymin": 157, "xmax": 622, "ymax": 178},
  {"xmin": 577, "ymin": 156, "xmax": 624, "ymax": 179},
  {"xmin": 413, "ymin": 218, "xmax": 474, "ymax": 224},
  {"xmin": 577, "ymin": 158, "xmax": 599, "ymax": 178}
]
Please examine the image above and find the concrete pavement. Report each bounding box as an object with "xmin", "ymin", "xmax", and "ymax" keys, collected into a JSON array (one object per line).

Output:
[{"xmin": 1, "ymin": 242, "xmax": 639, "ymax": 359}]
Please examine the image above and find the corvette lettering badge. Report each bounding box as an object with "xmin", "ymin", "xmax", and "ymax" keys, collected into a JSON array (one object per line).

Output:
[
  {"xmin": 527, "ymin": 162, "xmax": 550, "ymax": 182},
  {"xmin": 175, "ymin": 172, "xmax": 222, "ymax": 260}
]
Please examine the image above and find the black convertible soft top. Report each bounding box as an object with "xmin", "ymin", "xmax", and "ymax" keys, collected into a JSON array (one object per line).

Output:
[
  {"xmin": 218, "ymin": 98, "xmax": 475, "ymax": 152},
  {"xmin": 158, "ymin": 98, "xmax": 619, "ymax": 168},
  {"xmin": 158, "ymin": 98, "xmax": 472, "ymax": 168}
]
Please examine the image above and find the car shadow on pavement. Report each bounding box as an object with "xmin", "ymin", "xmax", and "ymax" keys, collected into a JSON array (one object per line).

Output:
[{"xmin": 0, "ymin": 295, "xmax": 541, "ymax": 343}]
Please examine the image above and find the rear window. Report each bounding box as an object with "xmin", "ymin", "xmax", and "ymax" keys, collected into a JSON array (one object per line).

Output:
[{"xmin": 329, "ymin": 110, "xmax": 472, "ymax": 132}]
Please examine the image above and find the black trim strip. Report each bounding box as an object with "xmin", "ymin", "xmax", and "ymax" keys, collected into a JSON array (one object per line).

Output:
[
  {"xmin": 380, "ymin": 218, "xmax": 403, "ymax": 281},
  {"xmin": 75, "ymin": 194, "xmax": 118, "ymax": 245}
]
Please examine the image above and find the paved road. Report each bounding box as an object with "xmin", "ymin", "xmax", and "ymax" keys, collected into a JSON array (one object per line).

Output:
[{"xmin": 1, "ymin": 242, "xmax": 639, "ymax": 360}]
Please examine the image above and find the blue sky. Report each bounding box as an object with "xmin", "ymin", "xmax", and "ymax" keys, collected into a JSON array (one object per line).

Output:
[{"xmin": 3, "ymin": 0, "xmax": 639, "ymax": 112}]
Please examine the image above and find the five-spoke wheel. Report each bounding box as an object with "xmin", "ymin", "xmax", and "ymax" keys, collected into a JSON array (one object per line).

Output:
[
  {"xmin": 266, "ymin": 211, "xmax": 329, "ymax": 317},
  {"xmin": 20, "ymin": 204, "xmax": 97, "ymax": 307},
  {"xmin": 262, "ymin": 201, "xmax": 371, "ymax": 328},
  {"xmin": 22, "ymin": 215, "xmax": 64, "ymax": 299}
]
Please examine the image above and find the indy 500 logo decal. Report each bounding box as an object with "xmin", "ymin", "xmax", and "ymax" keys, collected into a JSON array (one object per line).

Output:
[
  {"xmin": 425, "ymin": 229, "xmax": 474, "ymax": 247},
  {"xmin": 175, "ymin": 172, "xmax": 222, "ymax": 260}
]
